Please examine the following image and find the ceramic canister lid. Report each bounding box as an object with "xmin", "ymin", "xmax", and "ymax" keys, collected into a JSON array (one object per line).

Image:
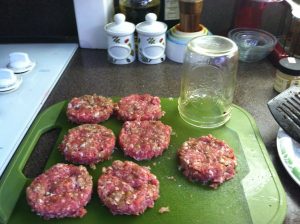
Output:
[
  {"xmin": 136, "ymin": 13, "xmax": 167, "ymax": 36},
  {"xmin": 105, "ymin": 13, "xmax": 135, "ymax": 36}
]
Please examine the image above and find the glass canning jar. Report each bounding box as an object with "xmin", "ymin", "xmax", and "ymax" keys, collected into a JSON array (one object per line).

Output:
[{"xmin": 178, "ymin": 35, "xmax": 239, "ymax": 128}]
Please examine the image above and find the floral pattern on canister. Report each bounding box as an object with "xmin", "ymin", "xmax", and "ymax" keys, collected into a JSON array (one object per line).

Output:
[
  {"xmin": 137, "ymin": 33, "xmax": 166, "ymax": 64},
  {"xmin": 147, "ymin": 37, "xmax": 156, "ymax": 44},
  {"xmin": 139, "ymin": 50, "xmax": 152, "ymax": 63},
  {"xmin": 107, "ymin": 34, "xmax": 135, "ymax": 65},
  {"xmin": 112, "ymin": 36, "xmax": 120, "ymax": 44}
]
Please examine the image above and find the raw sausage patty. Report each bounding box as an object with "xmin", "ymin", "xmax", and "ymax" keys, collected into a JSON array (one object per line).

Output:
[
  {"xmin": 97, "ymin": 160, "xmax": 159, "ymax": 215},
  {"xmin": 119, "ymin": 121, "xmax": 172, "ymax": 160},
  {"xmin": 26, "ymin": 163, "xmax": 93, "ymax": 219},
  {"xmin": 67, "ymin": 94, "xmax": 114, "ymax": 124},
  {"xmin": 115, "ymin": 94, "xmax": 165, "ymax": 121},
  {"xmin": 59, "ymin": 124, "xmax": 115, "ymax": 166},
  {"xmin": 178, "ymin": 134, "xmax": 237, "ymax": 188}
]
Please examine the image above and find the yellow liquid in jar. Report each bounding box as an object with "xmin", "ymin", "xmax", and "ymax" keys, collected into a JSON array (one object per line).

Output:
[
  {"xmin": 178, "ymin": 95, "xmax": 232, "ymax": 128},
  {"xmin": 178, "ymin": 64, "xmax": 235, "ymax": 128}
]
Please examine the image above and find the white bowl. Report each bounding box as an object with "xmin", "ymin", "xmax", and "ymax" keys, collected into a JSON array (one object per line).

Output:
[{"xmin": 228, "ymin": 28, "xmax": 277, "ymax": 62}]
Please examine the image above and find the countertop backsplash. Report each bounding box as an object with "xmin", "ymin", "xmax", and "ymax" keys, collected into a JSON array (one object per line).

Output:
[
  {"xmin": 0, "ymin": 0, "xmax": 291, "ymax": 43},
  {"xmin": 0, "ymin": 0, "xmax": 78, "ymax": 43}
]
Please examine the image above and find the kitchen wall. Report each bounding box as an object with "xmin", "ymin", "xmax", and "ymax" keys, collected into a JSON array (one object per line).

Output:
[
  {"xmin": 0, "ymin": 0, "xmax": 77, "ymax": 42},
  {"xmin": 0, "ymin": 0, "xmax": 289, "ymax": 43}
]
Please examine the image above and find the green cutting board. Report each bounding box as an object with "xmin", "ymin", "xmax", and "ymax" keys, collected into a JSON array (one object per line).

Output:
[{"xmin": 0, "ymin": 98, "xmax": 287, "ymax": 224}]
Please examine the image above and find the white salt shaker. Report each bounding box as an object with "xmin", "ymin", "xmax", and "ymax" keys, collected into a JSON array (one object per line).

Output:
[
  {"xmin": 136, "ymin": 13, "xmax": 168, "ymax": 64},
  {"xmin": 104, "ymin": 13, "xmax": 135, "ymax": 64}
]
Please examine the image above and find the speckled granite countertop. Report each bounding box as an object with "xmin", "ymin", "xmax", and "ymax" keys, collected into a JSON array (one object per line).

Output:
[{"xmin": 33, "ymin": 49, "xmax": 298, "ymax": 223}]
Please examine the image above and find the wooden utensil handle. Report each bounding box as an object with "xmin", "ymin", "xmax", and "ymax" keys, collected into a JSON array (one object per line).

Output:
[{"xmin": 179, "ymin": 0, "xmax": 203, "ymax": 32}]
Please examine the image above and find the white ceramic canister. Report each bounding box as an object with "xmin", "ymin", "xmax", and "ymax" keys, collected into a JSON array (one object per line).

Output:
[
  {"xmin": 136, "ymin": 13, "xmax": 168, "ymax": 64},
  {"xmin": 104, "ymin": 13, "xmax": 135, "ymax": 64}
]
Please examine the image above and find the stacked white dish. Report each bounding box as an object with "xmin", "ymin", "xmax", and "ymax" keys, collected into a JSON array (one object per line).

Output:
[{"xmin": 166, "ymin": 24, "xmax": 210, "ymax": 63}]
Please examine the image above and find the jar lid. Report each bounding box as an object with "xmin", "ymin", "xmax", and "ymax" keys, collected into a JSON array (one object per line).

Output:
[
  {"xmin": 277, "ymin": 57, "xmax": 300, "ymax": 76},
  {"xmin": 136, "ymin": 13, "xmax": 167, "ymax": 36},
  {"xmin": 105, "ymin": 13, "xmax": 135, "ymax": 36}
]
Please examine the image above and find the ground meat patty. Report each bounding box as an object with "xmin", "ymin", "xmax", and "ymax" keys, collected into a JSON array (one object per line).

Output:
[
  {"xmin": 119, "ymin": 121, "xmax": 172, "ymax": 160},
  {"xmin": 97, "ymin": 160, "xmax": 159, "ymax": 215},
  {"xmin": 178, "ymin": 134, "xmax": 237, "ymax": 188},
  {"xmin": 67, "ymin": 94, "xmax": 114, "ymax": 124},
  {"xmin": 115, "ymin": 94, "xmax": 165, "ymax": 121},
  {"xmin": 26, "ymin": 163, "xmax": 93, "ymax": 219},
  {"xmin": 59, "ymin": 124, "xmax": 115, "ymax": 166}
]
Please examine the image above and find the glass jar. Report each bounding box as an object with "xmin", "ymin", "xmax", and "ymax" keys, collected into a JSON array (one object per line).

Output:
[
  {"xmin": 274, "ymin": 57, "xmax": 300, "ymax": 92},
  {"xmin": 178, "ymin": 35, "xmax": 239, "ymax": 128},
  {"xmin": 119, "ymin": 0, "xmax": 161, "ymax": 24}
]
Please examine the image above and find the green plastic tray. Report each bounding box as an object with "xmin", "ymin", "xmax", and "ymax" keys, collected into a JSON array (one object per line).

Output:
[{"xmin": 0, "ymin": 98, "xmax": 287, "ymax": 224}]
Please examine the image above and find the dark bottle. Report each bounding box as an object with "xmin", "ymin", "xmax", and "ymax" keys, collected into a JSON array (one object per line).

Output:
[
  {"xmin": 159, "ymin": 0, "xmax": 180, "ymax": 28},
  {"xmin": 119, "ymin": 0, "xmax": 161, "ymax": 24}
]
